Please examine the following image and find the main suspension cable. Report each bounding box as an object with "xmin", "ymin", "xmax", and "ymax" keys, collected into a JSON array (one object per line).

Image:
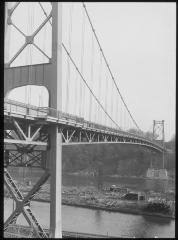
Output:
[
  {"xmin": 62, "ymin": 42, "xmax": 121, "ymax": 129},
  {"xmin": 82, "ymin": 2, "xmax": 141, "ymax": 131}
]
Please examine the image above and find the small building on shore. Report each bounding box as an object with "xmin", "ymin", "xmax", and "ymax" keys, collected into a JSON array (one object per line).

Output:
[{"xmin": 122, "ymin": 192, "xmax": 146, "ymax": 201}]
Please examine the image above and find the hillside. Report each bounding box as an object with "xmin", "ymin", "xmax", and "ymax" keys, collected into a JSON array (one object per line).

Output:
[{"xmin": 62, "ymin": 143, "xmax": 175, "ymax": 177}]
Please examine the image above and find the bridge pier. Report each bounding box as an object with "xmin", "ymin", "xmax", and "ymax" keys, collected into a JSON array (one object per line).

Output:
[{"xmin": 47, "ymin": 126, "xmax": 62, "ymax": 238}]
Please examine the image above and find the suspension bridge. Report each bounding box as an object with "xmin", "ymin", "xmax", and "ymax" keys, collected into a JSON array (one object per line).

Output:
[{"xmin": 4, "ymin": 2, "xmax": 165, "ymax": 238}]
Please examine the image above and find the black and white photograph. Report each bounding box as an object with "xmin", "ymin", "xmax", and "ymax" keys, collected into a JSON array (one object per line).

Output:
[{"xmin": 4, "ymin": 2, "xmax": 175, "ymax": 238}]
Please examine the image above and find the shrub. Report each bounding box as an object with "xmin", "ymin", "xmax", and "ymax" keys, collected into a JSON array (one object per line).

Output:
[{"xmin": 144, "ymin": 201, "xmax": 171, "ymax": 214}]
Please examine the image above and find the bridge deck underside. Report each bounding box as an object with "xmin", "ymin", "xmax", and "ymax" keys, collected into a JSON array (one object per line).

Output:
[{"xmin": 4, "ymin": 107, "xmax": 163, "ymax": 153}]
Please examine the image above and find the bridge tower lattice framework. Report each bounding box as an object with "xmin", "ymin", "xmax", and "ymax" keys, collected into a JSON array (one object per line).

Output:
[
  {"xmin": 4, "ymin": 2, "xmax": 62, "ymax": 238},
  {"xmin": 153, "ymin": 120, "xmax": 165, "ymax": 169}
]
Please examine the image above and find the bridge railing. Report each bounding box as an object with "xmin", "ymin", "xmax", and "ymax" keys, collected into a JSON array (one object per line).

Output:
[
  {"xmin": 4, "ymin": 99, "xmax": 46, "ymax": 117},
  {"xmin": 4, "ymin": 99, "xmax": 163, "ymax": 149}
]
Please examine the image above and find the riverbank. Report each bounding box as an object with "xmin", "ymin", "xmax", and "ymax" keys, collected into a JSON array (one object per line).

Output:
[
  {"xmin": 66, "ymin": 171, "xmax": 175, "ymax": 181},
  {"xmin": 4, "ymin": 184, "xmax": 175, "ymax": 219},
  {"xmin": 29, "ymin": 198, "xmax": 174, "ymax": 220},
  {"xmin": 62, "ymin": 202, "xmax": 174, "ymax": 219}
]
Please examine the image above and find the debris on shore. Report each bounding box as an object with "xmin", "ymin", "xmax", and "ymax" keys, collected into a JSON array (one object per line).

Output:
[{"xmin": 4, "ymin": 182, "xmax": 175, "ymax": 218}]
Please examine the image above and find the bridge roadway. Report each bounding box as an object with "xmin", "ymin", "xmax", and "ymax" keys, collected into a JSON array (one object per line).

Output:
[{"xmin": 4, "ymin": 98, "xmax": 163, "ymax": 152}]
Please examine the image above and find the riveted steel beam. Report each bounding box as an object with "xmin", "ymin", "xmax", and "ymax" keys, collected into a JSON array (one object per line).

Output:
[{"xmin": 4, "ymin": 138, "xmax": 48, "ymax": 147}]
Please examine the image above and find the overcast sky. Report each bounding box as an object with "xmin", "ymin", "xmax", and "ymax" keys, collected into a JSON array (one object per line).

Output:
[
  {"xmin": 6, "ymin": 2, "xmax": 176, "ymax": 141},
  {"xmin": 85, "ymin": 2, "xmax": 176, "ymax": 141}
]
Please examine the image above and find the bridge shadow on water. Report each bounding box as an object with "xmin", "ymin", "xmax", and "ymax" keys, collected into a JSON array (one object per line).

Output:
[{"xmin": 142, "ymin": 215, "xmax": 173, "ymax": 225}]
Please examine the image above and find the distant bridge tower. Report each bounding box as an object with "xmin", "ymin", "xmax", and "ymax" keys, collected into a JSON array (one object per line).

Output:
[
  {"xmin": 146, "ymin": 120, "xmax": 167, "ymax": 179},
  {"xmin": 153, "ymin": 120, "xmax": 165, "ymax": 169}
]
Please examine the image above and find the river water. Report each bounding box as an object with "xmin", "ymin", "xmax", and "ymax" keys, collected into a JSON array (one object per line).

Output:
[
  {"xmin": 4, "ymin": 198, "xmax": 174, "ymax": 238},
  {"xmin": 5, "ymin": 170, "xmax": 175, "ymax": 238}
]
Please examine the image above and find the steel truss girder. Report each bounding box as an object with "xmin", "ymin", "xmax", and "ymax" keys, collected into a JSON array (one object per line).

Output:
[
  {"xmin": 4, "ymin": 118, "xmax": 48, "ymax": 152},
  {"xmin": 4, "ymin": 138, "xmax": 47, "ymax": 147},
  {"xmin": 4, "ymin": 168, "xmax": 49, "ymax": 238},
  {"xmin": 59, "ymin": 128, "xmax": 76, "ymax": 143},
  {"xmin": 4, "ymin": 118, "xmax": 48, "ymax": 167},
  {"xmin": 4, "ymin": 112, "xmax": 163, "ymax": 152},
  {"xmin": 58, "ymin": 126, "xmax": 162, "ymax": 152},
  {"xmin": 58, "ymin": 126, "xmax": 140, "ymax": 144}
]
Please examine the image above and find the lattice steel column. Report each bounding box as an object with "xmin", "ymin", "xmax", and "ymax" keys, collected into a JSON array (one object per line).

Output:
[
  {"xmin": 4, "ymin": 2, "xmax": 63, "ymax": 238},
  {"xmin": 153, "ymin": 120, "xmax": 165, "ymax": 168}
]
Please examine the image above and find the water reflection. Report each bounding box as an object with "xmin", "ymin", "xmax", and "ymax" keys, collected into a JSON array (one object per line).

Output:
[
  {"xmin": 4, "ymin": 199, "xmax": 175, "ymax": 238},
  {"xmin": 142, "ymin": 215, "xmax": 172, "ymax": 225},
  {"xmin": 94, "ymin": 210, "xmax": 102, "ymax": 228}
]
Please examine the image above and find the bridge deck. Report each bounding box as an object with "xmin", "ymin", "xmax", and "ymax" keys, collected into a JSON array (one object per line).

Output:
[{"xmin": 4, "ymin": 99, "xmax": 163, "ymax": 152}]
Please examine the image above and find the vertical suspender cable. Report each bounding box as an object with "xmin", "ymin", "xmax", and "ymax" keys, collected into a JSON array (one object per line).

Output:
[
  {"xmin": 120, "ymin": 100, "xmax": 122, "ymax": 129},
  {"xmin": 66, "ymin": 49, "xmax": 69, "ymax": 113},
  {"xmin": 41, "ymin": 3, "xmax": 48, "ymax": 107},
  {"xmin": 69, "ymin": 4, "xmax": 73, "ymax": 113},
  {"xmin": 79, "ymin": 7, "xmax": 85, "ymax": 117},
  {"xmin": 105, "ymin": 68, "xmax": 108, "ymax": 126},
  {"xmin": 124, "ymin": 107, "xmax": 126, "ymax": 131},
  {"xmin": 25, "ymin": 4, "xmax": 30, "ymax": 104},
  {"xmin": 128, "ymin": 112, "xmax": 130, "ymax": 130},
  {"xmin": 28, "ymin": 4, "xmax": 32, "ymax": 105},
  {"xmin": 110, "ymin": 82, "xmax": 114, "ymax": 127},
  {"xmin": 62, "ymin": 42, "xmax": 120, "ymax": 129},
  {"xmin": 75, "ymin": 70, "xmax": 79, "ymax": 115},
  {"xmin": 89, "ymin": 30, "xmax": 94, "ymax": 121},
  {"xmin": 97, "ymin": 50, "xmax": 102, "ymax": 123},
  {"xmin": 65, "ymin": 5, "xmax": 73, "ymax": 113},
  {"xmin": 82, "ymin": 2, "xmax": 141, "ymax": 132},
  {"xmin": 29, "ymin": 3, "xmax": 34, "ymax": 105},
  {"xmin": 65, "ymin": 24, "xmax": 69, "ymax": 112},
  {"xmin": 116, "ymin": 94, "xmax": 119, "ymax": 129}
]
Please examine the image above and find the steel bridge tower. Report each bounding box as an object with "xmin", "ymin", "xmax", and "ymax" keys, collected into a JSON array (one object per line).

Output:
[
  {"xmin": 146, "ymin": 120, "xmax": 167, "ymax": 179},
  {"xmin": 153, "ymin": 120, "xmax": 165, "ymax": 169},
  {"xmin": 4, "ymin": 2, "xmax": 62, "ymax": 238}
]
